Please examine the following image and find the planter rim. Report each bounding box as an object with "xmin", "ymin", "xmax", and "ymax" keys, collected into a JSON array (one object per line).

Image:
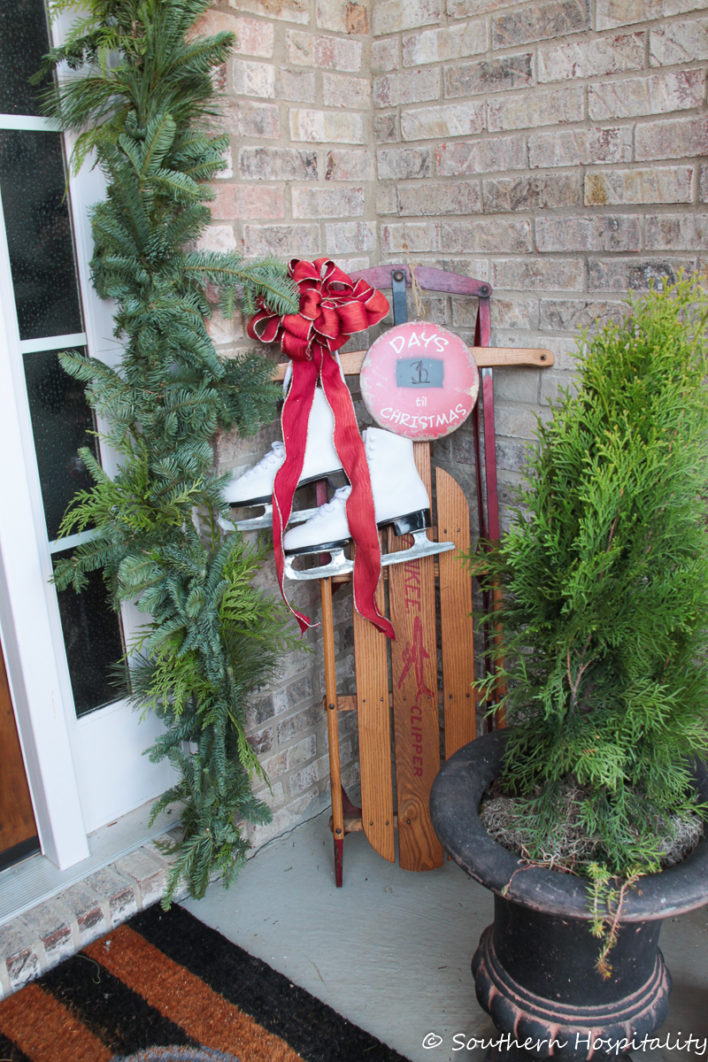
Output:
[{"xmin": 430, "ymin": 729, "xmax": 708, "ymax": 922}]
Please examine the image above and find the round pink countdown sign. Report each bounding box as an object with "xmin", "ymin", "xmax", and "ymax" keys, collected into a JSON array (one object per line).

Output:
[{"xmin": 360, "ymin": 321, "xmax": 479, "ymax": 441}]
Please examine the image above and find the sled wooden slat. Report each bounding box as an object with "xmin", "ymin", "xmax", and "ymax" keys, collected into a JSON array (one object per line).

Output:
[
  {"xmin": 471, "ymin": 347, "xmax": 553, "ymax": 368},
  {"xmin": 353, "ymin": 582, "xmax": 395, "ymax": 864},
  {"xmin": 436, "ymin": 467, "xmax": 476, "ymax": 759},
  {"xmin": 386, "ymin": 444, "xmax": 444, "ymax": 872},
  {"xmin": 273, "ymin": 347, "xmax": 553, "ymax": 382},
  {"xmin": 387, "ymin": 544, "xmax": 444, "ymax": 871},
  {"xmin": 271, "ymin": 348, "xmax": 551, "ymax": 382}
]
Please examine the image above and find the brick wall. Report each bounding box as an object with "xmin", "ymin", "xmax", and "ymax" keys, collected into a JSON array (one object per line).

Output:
[
  {"xmin": 195, "ymin": 1, "xmax": 375, "ymax": 849},
  {"xmin": 197, "ymin": 0, "xmax": 707, "ymax": 848},
  {"xmin": 372, "ymin": 0, "xmax": 706, "ymax": 479}
]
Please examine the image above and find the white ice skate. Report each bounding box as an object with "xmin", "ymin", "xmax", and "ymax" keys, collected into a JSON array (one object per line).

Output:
[
  {"xmin": 222, "ymin": 387, "xmax": 342, "ymax": 530},
  {"xmin": 283, "ymin": 428, "xmax": 455, "ymax": 581}
]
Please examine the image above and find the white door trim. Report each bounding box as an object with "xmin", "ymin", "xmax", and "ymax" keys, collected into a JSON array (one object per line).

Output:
[
  {"xmin": 0, "ymin": 204, "xmax": 89, "ymax": 868},
  {"xmin": 0, "ymin": 5, "xmax": 176, "ymax": 865}
]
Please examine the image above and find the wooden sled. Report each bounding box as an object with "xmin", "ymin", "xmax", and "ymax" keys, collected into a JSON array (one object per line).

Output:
[
  {"xmin": 276, "ymin": 266, "xmax": 553, "ymax": 884},
  {"xmin": 321, "ymin": 446, "xmax": 477, "ymax": 880}
]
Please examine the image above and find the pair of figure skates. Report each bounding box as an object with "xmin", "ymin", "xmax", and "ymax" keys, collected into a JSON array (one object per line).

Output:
[{"xmin": 222, "ymin": 387, "xmax": 454, "ymax": 580}]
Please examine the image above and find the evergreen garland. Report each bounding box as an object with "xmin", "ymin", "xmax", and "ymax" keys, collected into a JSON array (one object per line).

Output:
[
  {"xmin": 40, "ymin": 0, "xmax": 301, "ymax": 903},
  {"xmin": 474, "ymin": 276, "xmax": 708, "ymax": 882}
]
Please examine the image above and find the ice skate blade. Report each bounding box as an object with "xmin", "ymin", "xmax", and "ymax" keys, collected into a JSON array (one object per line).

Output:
[
  {"xmin": 381, "ymin": 531, "xmax": 456, "ymax": 567},
  {"xmin": 283, "ymin": 533, "xmax": 456, "ymax": 581},
  {"xmin": 231, "ymin": 503, "xmax": 318, "ymax": 532},
  {"xmin": 232, "ymin": 505, "xmax": 271, "ymax": 531},
  {"xmin": 284, "ymin": 547, "xmax": 354, "ymax": 582}
]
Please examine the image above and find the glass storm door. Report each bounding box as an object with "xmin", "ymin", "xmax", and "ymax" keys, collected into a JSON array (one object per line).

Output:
[{"xmin": 0, "ymin": 0, "xmax": 173, "ymax": 849}]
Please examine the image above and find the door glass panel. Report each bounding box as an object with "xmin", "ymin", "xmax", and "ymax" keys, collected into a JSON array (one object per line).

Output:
[
  {"xmin": 52, "ymin": 549, "xmax": 128, "ymax": 717},
  {"xmin": 23, "ymin": 347, "xmax": 98, "ymax": 541},
  {"xmin": 0, "ymin": 0, "xmax": 52, "ymax": 116},
  {"xmin": 0, "ymin": 129, "xmax": 83, "ymax": 340},
  {"xmin": 2, "ymin": 0, "xmax": 127, "ymax": 719}
]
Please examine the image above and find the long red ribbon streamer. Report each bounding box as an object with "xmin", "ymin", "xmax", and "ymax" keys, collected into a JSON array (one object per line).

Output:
[{"xmin": 248, "ymin": 258, "xmax": 394, "ymax": 638}]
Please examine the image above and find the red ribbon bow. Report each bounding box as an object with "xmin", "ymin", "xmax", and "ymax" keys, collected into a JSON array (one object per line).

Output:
[{"xmin": 247, "ymin": 258, "xmax": 394, "ymax": 639}]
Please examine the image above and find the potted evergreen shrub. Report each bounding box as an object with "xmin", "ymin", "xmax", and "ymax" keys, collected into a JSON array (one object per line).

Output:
[{"xmin": 430, "ymin": 276, "xmax": 708, "ymax": 1059}]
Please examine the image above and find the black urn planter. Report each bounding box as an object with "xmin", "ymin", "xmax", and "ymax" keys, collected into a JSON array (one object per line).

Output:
[{"xmin": 430, "ymin": 731, "xmax": 708, "ymax": 1061}]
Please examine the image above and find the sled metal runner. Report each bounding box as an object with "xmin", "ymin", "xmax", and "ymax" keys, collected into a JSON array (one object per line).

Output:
[{"xmin": 272, "ymin": 265, "xmax": 554, "ymax": 886}]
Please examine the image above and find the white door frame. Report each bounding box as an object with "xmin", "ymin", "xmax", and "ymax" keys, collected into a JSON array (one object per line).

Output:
[
  {"xmin": 0, "ymin": 9, "xmax": 174, "ymax": 868},
  {"xmin": 0, "ymin": 201, "xmax": 89, "ymax": 868}
]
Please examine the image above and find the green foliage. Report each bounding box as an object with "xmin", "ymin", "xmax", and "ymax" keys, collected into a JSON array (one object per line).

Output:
[
  {"xmin": 473, "ymin": 276, "xmax": 708, "ymax": 882},
  {"xmin": 587, "ymin": 863, "xmax": 639, "ymax": 980},
  {"xmin": 44, "ymin": 0, "xmax": 299, "ymax": 903}
]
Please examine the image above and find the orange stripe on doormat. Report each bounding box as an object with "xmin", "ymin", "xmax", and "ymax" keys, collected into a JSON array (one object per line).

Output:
[
  {"xmin": 84, "ymin": 925, "xmax": 304, "ymax": 1062},
  {"xmin": 0, "ymin": 981, "xmax": 112, "ymax": 1062}
]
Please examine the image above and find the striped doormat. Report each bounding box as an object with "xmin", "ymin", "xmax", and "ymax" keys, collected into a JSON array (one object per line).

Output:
[{"xmin": 0, "ymin": 903, "xmax": 409, "ymax": 1062}]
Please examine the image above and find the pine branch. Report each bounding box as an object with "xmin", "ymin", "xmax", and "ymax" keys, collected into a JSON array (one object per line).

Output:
[{"xmin": 43, "ymin": 0, "xmax": 300, "ymax": 902}]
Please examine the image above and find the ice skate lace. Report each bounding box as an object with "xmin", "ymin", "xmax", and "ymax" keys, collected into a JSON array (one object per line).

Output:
[
  {"xmin": 238, "ymin": 441, "xmax": 285, "ymax": 483},
  {"xmin": 308, "ymin": 485, "xmax": 351, "ymax": 523}
]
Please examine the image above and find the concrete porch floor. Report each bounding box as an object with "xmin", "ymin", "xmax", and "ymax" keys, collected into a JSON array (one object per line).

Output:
[
  {"xmin": 183, "ymin": 808, "xmax": 708, "ymax": 1062},
  {"xmin": 1, "ymin": 805, "xmax": 706, "ymax": 1061}
]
